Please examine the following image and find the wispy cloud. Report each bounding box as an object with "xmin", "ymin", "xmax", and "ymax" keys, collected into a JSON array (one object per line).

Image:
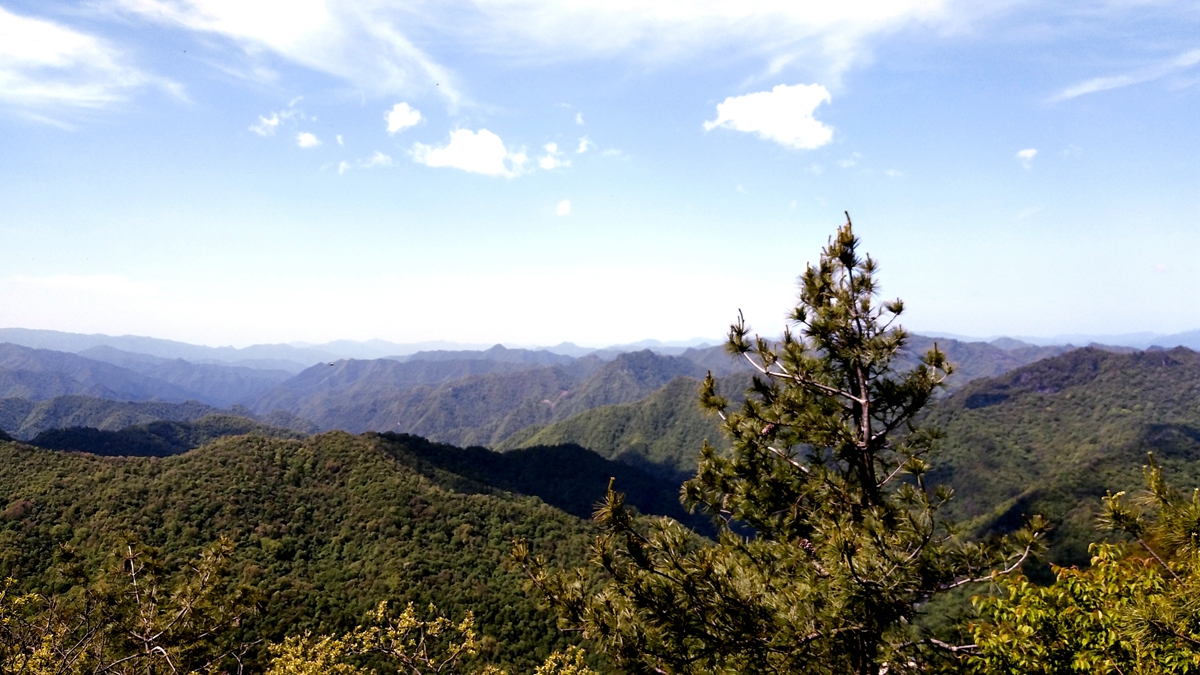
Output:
[
  {"xmin": 538, "ymin": 142, "xmax": 570, "ymax": 170},
  {"xmin": 457, "ymin": 0, "xmax": 951, "ymax": 80},
  {"xmin": 704, "ymin": 83, "xmax": 833, "ymax": 150},
  {"xmin": 296, "ymin": 132, "xmax": 321, "ymax": 148},
  {"xmin": 411, "ymin": 128, "xmax": 527, "ymax": 177},
  {"xmin": 250, "ymin": 99, "xmax": 306, "ymax": 136},
  {"xmin": 1016, "ymin": 148, "xmax": 1037, "ymax": 170},
  {"xmin": 0, "ymin": 6, "xmax": 180, "ymax": 116},
  {"xmin": 114, "ymin": 0, "xmax": 463, "ymax": 105},
  {"xmin": 556, "ymin": 199, "xmax": 571, "ymax": 216},
  {"xmin": 576, "ymin": 136, "xmax": 596, "ymax": 153},
  {"xmin": 1051, "ymin": 49, "xmax": 1200, "ymax": 101},
  {"xmin": 250, "ymin": 112, "xmax": 280, "ymax": 136},
  {"xmin": 109, "ymin": 0, "xmax": 962, "ymax": 111},
  {"xmin": 363, "ymin": 151, "xmax": 392, "ymax": 167}
]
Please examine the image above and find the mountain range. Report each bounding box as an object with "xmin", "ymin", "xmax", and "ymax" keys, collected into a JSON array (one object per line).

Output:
[{"xmin": 5, "ymin": 325, "xmax": 1200, "ymax": 667}]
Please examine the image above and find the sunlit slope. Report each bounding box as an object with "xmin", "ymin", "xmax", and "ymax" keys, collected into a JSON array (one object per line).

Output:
[
  {"xmin": 926, "ymin": 347, "xmax": 1200, "ymax": 567},
  {"xmin": 499, "ymin": 375, "xmax": 737, "ymax": 480},
  {"xmin": 0, "ymin": 432, "xmax": 594, "ymax": 670}
]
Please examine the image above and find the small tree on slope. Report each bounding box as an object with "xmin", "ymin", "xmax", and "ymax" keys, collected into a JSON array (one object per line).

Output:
[{"xmin": 517, "ymin": 214, "xmax": 1047, "ymax": 675}]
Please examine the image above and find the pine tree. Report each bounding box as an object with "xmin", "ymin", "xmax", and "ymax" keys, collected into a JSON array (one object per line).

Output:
[{"xmin": 517, "ymin": 214, "xmax": 1047, "ymax": 675}]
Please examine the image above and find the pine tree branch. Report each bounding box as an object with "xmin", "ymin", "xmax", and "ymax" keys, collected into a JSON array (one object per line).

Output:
[
  {"xmin": 940, "ymin": 536, "xmax": 1041, "ymax": 590},
  {"xmin": 741, "ymin": 352, "xmax": 862, "ymax": 403}
]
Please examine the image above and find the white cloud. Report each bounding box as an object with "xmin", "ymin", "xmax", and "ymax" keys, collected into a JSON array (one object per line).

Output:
[
  {"xmin": 1016, "ymin": 148, "xmax": 1037, "ymax": 170},
  {"xmin": 0, "ymin": 6, "xmax": 179, "ymax": 114},
  {"xmin": 297, "ymin": 132, "xmax": 321, "ymax": 148},
  {"xmin": 338, "ymin": 161, "xmax": 350, "ymax": 175},
  {"xmin": 838, "ymin": 152, "xmax": 861, "ymax": 168},
  {"xmin": 1052, "ymin": 49, "xmax": 1200, "ymax": 101},
  {"xmin": 575, "ymin": 112, "xmax": 584, "ymax": 125},
  {"xmin": 601, "ymin": 148, "xmax": 623, "ymax": 157},
  {"xmin": 884, "ymin": 169, "xmax": 904, "ymax": 178},
  {"xmin": 336, "ymin": 134, "xmax": 344, "ymax": 147},
  {"xmin": 250, "ymin": 112, "xmax": 279, "ymax": 136},
  {"xmin": 363, "ymin": 151, "xmax": 393, "ymax": 167},
  {"xmin": 538, "ymin": 142, "xmax": 571, "ymax": 170},
  {"xmin": 386, "ymin": 102, "xmax": 421, "ymax": 134},
  {"xmin": 576, "ymin": 136, "xmax": 596, "ymax": 153},
  {"xmin": 411, "ymin": 128, "xmax": 526, "ymax": 177},
  {"xmin": 556, "ymin": 199, "xmax": 571, "ymax": 216},
  {"xmin": 251, "ymin": 100, "xmax": 307, "ymax": 136},
  {"xmin": 704, "ymin": 83, "xmax": 833, "ymax": 150}
]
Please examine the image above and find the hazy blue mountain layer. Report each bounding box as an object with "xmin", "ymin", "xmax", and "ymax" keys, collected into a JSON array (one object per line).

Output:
[{"xmin": 79, "ymin": 345, "xmax": 293, "ymax": 406}]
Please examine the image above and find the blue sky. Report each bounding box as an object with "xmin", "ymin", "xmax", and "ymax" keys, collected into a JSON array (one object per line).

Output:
[{"xmin": 1, "ymin": 0, "xmax": 1198, "ymax": 348}]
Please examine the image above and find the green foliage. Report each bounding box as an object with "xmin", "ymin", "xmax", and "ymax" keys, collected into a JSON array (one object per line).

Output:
[
  {"xmin": 0, "ymin": 432, "xmax": 595, "ymax": 671},
  {"xmin": 970, "ymin": 458, "xmax": 1200, "ymax": 673},
  {"xmin": 264, "ymin": 602, "xmax": 598, "ymax": 675},
  {"xmin": 0, "ymin": 538, "xmax": 254, "ymax": 675},
  {"xmin": 519, "ymin": 217, "xmax": 1046, "ymax": 675}
]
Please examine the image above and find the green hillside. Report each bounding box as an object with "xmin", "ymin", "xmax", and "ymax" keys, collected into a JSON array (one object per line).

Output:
[
  {"xmin": 0, "ymin": 432, "xmax": 595, "ymax": 670},
  {"xmin": 499, "ymin": 375, "xmax": 738, "ymax": 480},
  {"xmin": 926, "ymin": 346, "xmax": 1200, "ymax": 569},
  {"xmin": 27, "ymin": 413, "xmax": 306, "ymax": 456},
  {"xmin": 258, "ymin": 350, "xmax": 706, "ymax": 448},
  {"xmin": 0, "ymin": 395, "xmax": 221, "ymax": 439}
]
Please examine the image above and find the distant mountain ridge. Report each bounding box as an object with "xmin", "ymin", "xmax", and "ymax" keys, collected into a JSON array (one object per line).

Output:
[
  {"xmin": 0, "ymin": 343, "xmax": 200, "ymax": 402},
  {"xmin": 0, "ymin": 395, "xmax": 318, "ymax": 440}
]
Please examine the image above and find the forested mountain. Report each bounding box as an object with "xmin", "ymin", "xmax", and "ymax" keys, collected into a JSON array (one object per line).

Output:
[
  {"xmin": 252, "ymin": 350, "xmax": 707, "ymax": 446},
  {"xmin": 0, "ymin": 395, "xmax": 318, "ymax": 440},
  {"xmin": 399, "ymin": 344, "xmax": 579, "ymax": 366},
  {"xmin": 0, "ymin": 332, "xmax": 1106, "ymax": 464},
  {"xmin": 0, "ymin": 395, "xmax": 219, "ymax": 439},
  {"xmin": 79, "ymin": 345, "xmax": 293, "ymax": 406},
  {"xmin": 903, "ymin": 335, "xmax": 1075, "ymax": 387},
  {"xmin": 248, "ymin": 357, "xmax": 583, "ymax": 423},
  {"xmin": 491, "ymin": 336, "xmax": 1073, "ymax": 481},
  {"xmin": 0, "ymin": 327, "xmax": 334, "ymax": 371},
  {"xmin": 0, "ymin": 343, "xmax": 200, "ymax": 402},
  {"xmin": 492, "ymin": 344, "xmax": 1200, "ymax": 574},
  {"xmin": 925, "ymin": 346, "xmax": 1200, "ymax": 568},
  {"xmin": 498, "ymin": 375, "xmax": 744, "ymax": 481},
  {"xmin": 26, "ymin": 414, "xmax": 306, "ymax": 456},
  {"xmin": 0, "ymin": 432, "xmax": 598, "ymax": 671}
]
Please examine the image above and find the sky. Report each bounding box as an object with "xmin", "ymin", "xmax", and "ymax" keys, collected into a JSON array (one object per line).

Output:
[{"xmin": 1, "ymin": 0, "xmax": 1198, "ymax": 348}]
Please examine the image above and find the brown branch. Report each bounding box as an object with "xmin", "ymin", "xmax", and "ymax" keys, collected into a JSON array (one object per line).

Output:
[{"xmin": 940, "ymin": 535, "xmax": 1040, "ymax": 590}]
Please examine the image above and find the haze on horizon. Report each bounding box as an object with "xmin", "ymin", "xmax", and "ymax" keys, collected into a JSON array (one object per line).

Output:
[{"xmin": 1, "ymin": 0, "xmax": 1198, "ymax": 348}]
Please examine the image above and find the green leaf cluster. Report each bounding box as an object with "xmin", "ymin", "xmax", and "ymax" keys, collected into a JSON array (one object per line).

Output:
[{"xmin": 970, "ymin": 458, "xmax": 1200, "ymax": 673}]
